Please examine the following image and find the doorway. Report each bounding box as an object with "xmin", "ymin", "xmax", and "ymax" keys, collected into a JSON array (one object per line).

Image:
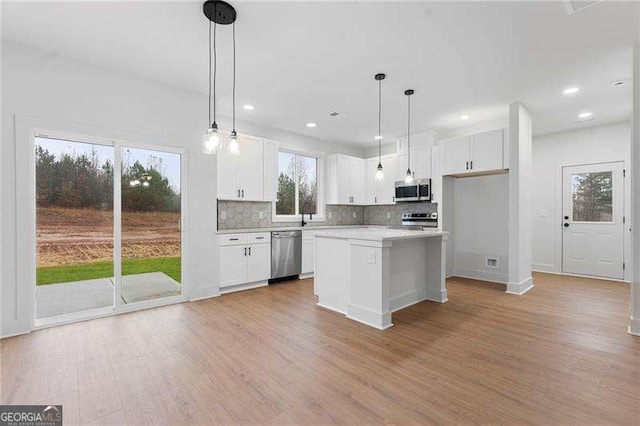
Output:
[
  {"xmin": 561, "ymin": 162, "xmax": 624, "ymax": 280},
  {"xmin": 34, "ymin": 132, "xmax": 186, "ymax": 325}
]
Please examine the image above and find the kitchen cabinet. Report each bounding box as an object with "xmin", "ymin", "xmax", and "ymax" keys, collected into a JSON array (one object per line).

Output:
[
  {"xmin": 217, "ymin": 135, "xmax": 279, "ymax": 201},
  {"xmin": 218, "ymin": 232, "xmax": 271, "ymax": 289},
  {"xmin": 301, "ymin": 232, "xmax": 316, "ymax": 276},
  {"xmin": 326, "ymin": 154, "xmax": 366, "ymax": 204},
  {"xmin": 396, "ymin": 146, "xmax": 431, "ymax": 181},
  {"xmin": 441, "ymin": 129, "xmax": 506, "ymax": 176},
  {"xmin": 366, "ymin": 154, "xmax": 397, "ymax": 204}
]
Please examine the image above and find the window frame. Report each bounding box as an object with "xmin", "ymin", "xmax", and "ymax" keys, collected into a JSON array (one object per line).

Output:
[{"xmin": 273, "ymin": 148, "xmax": 325, "ymax": 222}]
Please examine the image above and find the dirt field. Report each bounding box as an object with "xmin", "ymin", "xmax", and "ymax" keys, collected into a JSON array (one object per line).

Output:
[{"xmin": 37, "ymin": 207, "xmax": 181, "ymax": 266}]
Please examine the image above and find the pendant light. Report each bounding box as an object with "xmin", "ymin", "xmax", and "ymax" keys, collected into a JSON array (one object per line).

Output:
[
  {"xmin": 202, "ymin": 1, "xmax": 237, "ymax": 155},
  {"xmin": 227, "ymin": 21, "xmax": 239, "ymax": 156},
  {"xmin": 404, "ymin": 89, "xmax": 415, "ymax": 184},
  {"xmin": 374, "ymin": 73, "xmax": 386, "ymax": 182}
]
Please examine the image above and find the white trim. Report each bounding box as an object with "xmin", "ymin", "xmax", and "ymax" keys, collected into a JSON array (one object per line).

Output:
[
  {"xmin": 219, "ymin": 281, "xmax": 268, "ymax": 294},
  {"xmin": 346, "ymin": 303, "xmax": 393, "ymax": 330},
  {"xmin": 532, "ymin": 269, "xmax": 630, "ymax": 284},
  {"xmin": 629, "ymin": 318, "xmax": 640, "ymax": 336},
  {"xmin": 506, "ymin": 277, "xmax": 534, "ymax": 295}
]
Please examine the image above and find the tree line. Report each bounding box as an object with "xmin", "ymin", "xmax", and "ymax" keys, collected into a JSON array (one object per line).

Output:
[{"xmin": 36, "ymin": 146, "xmax": 180, "ymax": 212}]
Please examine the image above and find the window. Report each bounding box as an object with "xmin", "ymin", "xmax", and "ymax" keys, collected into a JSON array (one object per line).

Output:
[
  {"xmin": 275, "ymin": 151, "xmax": 320, "ymax": 218},
  {"xmin": 571, "ymin": 171, "xmax": 613, "ymax": 222}
]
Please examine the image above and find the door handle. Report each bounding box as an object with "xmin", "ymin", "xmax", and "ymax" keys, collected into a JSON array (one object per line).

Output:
[
  {"xmin": 564, "ymin": 215, "xmax": 569, "ymax": 220},
  {"xmin": 563, "ymin": 223, "xmax": 570, "ymax": 228}
]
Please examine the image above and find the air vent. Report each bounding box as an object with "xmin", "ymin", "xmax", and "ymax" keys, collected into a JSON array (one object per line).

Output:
[
  {"xmin": 485, "ymin": 257, "xmax": 499, "ymax": 269},
  {"xmin": 329, "ymin": 112, "xmax": 340, "ymax": 117},
  {"xmin": 564, "ymin": 0, "xmax": 603, "ymax": 15},
  {"xmin": 610, "ymin": 80, "xmax": 627, "ymax": 88}
]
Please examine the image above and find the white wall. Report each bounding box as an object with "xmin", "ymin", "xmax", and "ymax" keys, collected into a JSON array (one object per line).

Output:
[
  {"xmin": 531, "ymin": 121, "xmax": 632, "ymax": 280},
  {"xmin": 0, "ymin": 41, "xmax": 363, "ymax": 337},
  {"xmin": 451, "ymin": 174, "xmax": 510, "ymax": 283}
]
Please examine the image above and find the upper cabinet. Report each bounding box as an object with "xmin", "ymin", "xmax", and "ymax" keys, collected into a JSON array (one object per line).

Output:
[
  {"xmin": 326, "ymin": 154, "xmax": 366, "ymax": 204},
  {"xmin": 441, "ymin": 128, "xmax": 507, "ymax": 176},
  {"xmin": 365, "ymin": 154, "xmax": 397, "ymax": 204},
  {"xmin": 395, "ymin": 130, "xmax": 435, "ymax": 181},
  {"xmin": 217, "ymin": 135, "xmax": 279, "ymax": 201}
]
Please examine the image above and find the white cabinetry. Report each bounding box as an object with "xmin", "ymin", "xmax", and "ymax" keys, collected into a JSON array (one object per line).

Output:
[
  {"xmin": 396, "ymin": 131, "xmax": 435, "ymax": 181},
  {"xmin": 217, "ymin": 135, "xmax": 279, "ymax": 201},
  {"xmin": 301, "ymin": 231, "xmax": 316, "ymax": 277},
  {"xmin": 441, "ymin": 129, "xmax": 506, "ymax": 176},
  {"xmin": 326, "ymin": 154, "xmax": 366, "ymax": 204},
  {"xmin": 366, "ymin": 154, "xmax": 397, "ymax": 204},
  {"xmin": 218, "ymin": 232, "xmax": 271, "ymax": 291}
]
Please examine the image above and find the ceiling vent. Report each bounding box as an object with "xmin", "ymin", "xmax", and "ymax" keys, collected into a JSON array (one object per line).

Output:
[
  {"xmin": 328, "ymin": 111, "xmax": 348, "ymax": 120},
  {"xmin": 564, "ymin": 0, "xmax": 603, "ymax": 15}
]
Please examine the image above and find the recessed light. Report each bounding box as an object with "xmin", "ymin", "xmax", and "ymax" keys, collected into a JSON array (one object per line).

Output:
[
  {"xmin": 306, "ymin": 122, "xmax": 317, "ymax": 128},
  {"xmin": 578, "ymin": 111, "xmax": 593, "ymax": 120},
  {"xmin": 374, "ymin": 135, "xmax": 383, "ymax": 140},
  {"xmin": 243, "ymin": 104, "xmax": 255, "ymax": 111},
  {"xmin": 460, "ymin": 114, "xmax": 469, "ymax": 120},
  {"xmin": 563, "ymin": 87, "xmax": 580, "ymax": 95}
]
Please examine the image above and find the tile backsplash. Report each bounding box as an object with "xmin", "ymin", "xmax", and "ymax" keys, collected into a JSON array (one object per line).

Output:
[{"xmin": 217, "ymin": 200, "xmax": 437, "ymax": 230}]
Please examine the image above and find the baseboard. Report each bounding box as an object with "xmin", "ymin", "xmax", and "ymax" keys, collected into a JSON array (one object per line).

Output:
[
  {"xmin": 629, "ymin": 318, "xmax": 640, "ymax": 337},
  {"xmin": 533, "ymin": 270, "xmax": 630, "ymax": 284},
  {"xmin": 532, "ymin": 263, "xmax": 559, "ymax": 274},
  {"xmin": 506, "ymin": 277, "xmax": 534, "ymax": 295},
  {"xmin": 347, "ymin": 303, "xmax": 392, "ymax": 330},
  {"xmin": 299, "ymin": 272, "xmax": 314, "ymax": 280},
  {"xmin": 220, "ymin": 281, "xmax": 268, "ymax": 295},
  {"xmin": 453, "ymin": 267, "xmax": 508, "ymax": 284},
  {"xmin": 189, "ymin": 286, "xmax": 221, "ymax": 301},
  {"xmin": 1, "ymin": 330, "xmax": 31, "ymax": 340},
  {"xmin": 425, "ymin": 287, "xmax": 448, "ymax": 303},
  {"xmin": 316, "ymin": 302, "xmax": 347, "ymax": 315},
  {"xmin": 390, "ymin": 288, "xmax": 427, "ymax": 312}
]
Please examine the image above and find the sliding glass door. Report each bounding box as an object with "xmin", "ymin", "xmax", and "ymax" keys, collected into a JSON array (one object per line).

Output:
[{"xmin": 34, "ymin": 133, "xmax": 185, "ymax": 324}]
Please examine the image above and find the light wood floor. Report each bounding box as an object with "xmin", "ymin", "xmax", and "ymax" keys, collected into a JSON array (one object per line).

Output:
[{"xmin": 2, "ymin": 273, "xmax": 639, "ymax": 425}]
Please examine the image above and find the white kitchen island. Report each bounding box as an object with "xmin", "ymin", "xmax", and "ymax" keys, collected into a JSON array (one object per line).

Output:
[{"xmin": 314, "ymin": 228, "xmax": 449, "ymax": 330}]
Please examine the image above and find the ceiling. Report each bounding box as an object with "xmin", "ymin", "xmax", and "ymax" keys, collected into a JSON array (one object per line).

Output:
[{"xmin": 2, "ymin": 1, "xmax": 638, "ymax": 146}]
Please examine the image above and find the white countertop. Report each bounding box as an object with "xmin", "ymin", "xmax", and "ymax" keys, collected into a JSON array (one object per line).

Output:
[
  {"xmin": 216, "ymin": 225, "xmax": 384, "ymax": 234},
  {"xmin": 314, "ymin": 228, "xmax": 448, "ymax": 242}
]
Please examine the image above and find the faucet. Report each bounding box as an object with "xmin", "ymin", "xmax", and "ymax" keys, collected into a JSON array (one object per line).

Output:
[{"xmin": 301, "ymin": 202, "xmax": 313, "ymax": 227}]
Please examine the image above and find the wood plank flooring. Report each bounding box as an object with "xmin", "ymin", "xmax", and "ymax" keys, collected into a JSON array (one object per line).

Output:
[{"xmin": 2, "ymin": 272, "xmax": 639, "ymax": 425}]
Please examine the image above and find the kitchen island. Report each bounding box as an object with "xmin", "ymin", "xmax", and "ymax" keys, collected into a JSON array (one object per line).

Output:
[{"xmin": 314, "ymin": 228, "xmax": 448, "ymax": 330}]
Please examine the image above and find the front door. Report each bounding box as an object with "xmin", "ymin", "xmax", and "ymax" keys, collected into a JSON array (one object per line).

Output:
[{"xmin": 562, "ymin": 162, "xmax": 624, "ymax": 279}]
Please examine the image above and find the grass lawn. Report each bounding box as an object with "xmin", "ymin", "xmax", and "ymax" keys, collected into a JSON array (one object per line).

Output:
[{"xmin": 36, "ymin": 257, "xmax": 181, "ymax": 285}]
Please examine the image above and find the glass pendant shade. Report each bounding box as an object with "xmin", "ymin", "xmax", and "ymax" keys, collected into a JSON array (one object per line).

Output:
[
  {"xmin": 404, "ymin": 169, "xmax": 414, "ymax": 184},
  {"xmin": 203, "ymin": 126, "xmax": 220, "ymax": 154},
  {"xmin": 375, "ymin": 163, "xmax": 384, "ymax": 181},
  {"xmin": 228, "ymin": 131, "xmax": 240, "ymax": 156}
]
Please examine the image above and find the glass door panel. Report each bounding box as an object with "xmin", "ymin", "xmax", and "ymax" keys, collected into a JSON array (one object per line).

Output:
[
  {"xmin": 120, "ymin": 147, "xmax": 182, "ymax": 304},
  {"xmin": 35, "ymin": 136, "xmax": 115, "ymax": 320}
]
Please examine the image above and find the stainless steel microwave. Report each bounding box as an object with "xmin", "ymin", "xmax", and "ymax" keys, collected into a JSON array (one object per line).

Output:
[{"xmin": 394, "ymin": 179, "xmax": 431, "ymax": 202}]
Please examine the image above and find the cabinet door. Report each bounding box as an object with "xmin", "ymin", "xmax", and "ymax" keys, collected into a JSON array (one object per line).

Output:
[
  {"xmin": 263, "ymin": 139, "xmax": 278, "ymax": 202},
  {"xmin": 239, "ymin": 136, "xmax": 264, "ymax": 201},
  {"xmin": 365, "ymin": 158, "xmax": 379, "ymax": 204},
  {"xmin": 336, "ymin": 155, "xmax": 351, "ymax": 204},
  {"xmin": 396, "ymin": 152, "xmax": 408, "ymax": 181},
  {"xmin": 470, "ymin": 129, "xmax": 503, "ymax": 173},
  {"xmin": 378, "ymin": 154, "xmax": 397, "ymax": 204},
  {"xmin": 216, "ymin": 145, "xmax": 239, "ymax": 200},
  {"xmin": 412, "ymin": 147, "xmax": 432, "ymax": 180},
  {"xmin": 350, "ymin": 158, "xmax": 366, "ymax": 204},
  {"xmin": 302, "ymin": 238, "xmax": 315, "ymax": 274},
  {"xmin": 246, "ymin": 243, "xmax": 271, "ymax": 282},
  {"xmin": 442, "ymin": 137, "xmax": 470, "ymax": 175},
  {"xmin": 219, "ymin": 245, "xmax": 246, "ymax": 288}
]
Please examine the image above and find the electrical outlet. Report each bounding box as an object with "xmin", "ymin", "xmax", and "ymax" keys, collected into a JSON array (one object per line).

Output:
[
  {"xmin": 386, "ymin": 212, "xmax": 391, "ymax": 219},
  {"xmin": 368, "ymin": 250, "xmax": 376, "ymax": 264},
  {"xmin": 220, "ymin": 211, "xmax": 227, "ymax": 220},
  {"xmin": 328, "ymin": 211, "xmax": 332, "ymax": 219},
  {"xmin": 258, "ymin": 211, "xmax": 264, "ymax": 219},
  {"xmin": 352, "ymin": 212, "xmax": 357, "ymax": 218}
]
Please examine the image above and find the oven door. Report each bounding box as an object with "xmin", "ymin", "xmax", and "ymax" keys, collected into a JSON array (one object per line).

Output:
[{"xmin": 394, "ymin": 184, "xmax": 419, "ymax": 201}]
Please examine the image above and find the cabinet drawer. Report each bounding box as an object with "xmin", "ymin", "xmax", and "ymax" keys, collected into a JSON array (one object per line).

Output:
[
  {"xmin": 219, "ymin": 234, "xmax": 247, "ymax": 246},
  {"xmin": 247, "ymin": 232, "xmax": 271, "ymax": 243}
]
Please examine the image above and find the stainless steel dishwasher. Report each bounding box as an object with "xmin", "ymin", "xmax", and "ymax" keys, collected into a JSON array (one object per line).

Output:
[{"xmin": 271, "ymin": 230, "xmax": 302, "ymax": 280}]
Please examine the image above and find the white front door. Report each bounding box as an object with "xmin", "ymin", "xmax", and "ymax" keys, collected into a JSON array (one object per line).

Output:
[{"xmin": 562, "ymin": 162, "xmax": 624, "ymax": 279}]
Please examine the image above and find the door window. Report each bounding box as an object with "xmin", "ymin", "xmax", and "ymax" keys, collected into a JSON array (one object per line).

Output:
[{"xmin": 571, "ymin": 171, "xmax": 613, "ymax": 222}]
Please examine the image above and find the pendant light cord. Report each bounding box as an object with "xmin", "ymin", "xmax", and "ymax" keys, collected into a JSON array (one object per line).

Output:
[
  {"xmin": 232, "ymin": 22, "xmax": 236, "ymax": 132},
  {"xmin": 208, "ymin": 20, "xmax": 211, "ymax": 126},
  {"xmin": 378, "ymin": 79, "xmax": 382, "ymax": 162},
  {"xmin": 407, "ymin": 93, "xmax": 411, "ymax": 170},
  {"xmin": 213, "ymin": 21, "xmax": 217, "ymax": 124}
]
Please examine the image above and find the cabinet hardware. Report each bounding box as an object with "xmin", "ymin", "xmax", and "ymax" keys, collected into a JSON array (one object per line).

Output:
[
  {"xmin": 230, "ymin": 238, "xmax": 239, "ymax": 241},
  {"xmin": 256, "ymin": 236, "xmax": 264, "ymax": 239},
  {"xmin": 374, "ymin": 196, "xmax": 377, "ymax": 203},
  {"xmin": 237, "ymin": 189, "xmax": 241, "ymax": 198},
  {"xmin": 248, "ymin": 247, "xmax": 251, "ymax": 256},
  {"xmin": 466, "ymin": 161, "xmax": 469, "ymax": 170},
  {"xmin": 244, "ymin": 247, "xmax": 247, "ymax": 256},
  {"xmin": 241, "ymin": 189, "xmax": 245, "ymax": 198},
  {"xmin": 470, "ymin": 161, "xmax": 473, "ymax": 170}
]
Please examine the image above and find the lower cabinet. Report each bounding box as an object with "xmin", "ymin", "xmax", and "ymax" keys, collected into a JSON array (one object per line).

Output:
[
  {"xmin": 301, "ymin": 235, "xmax": 315, "ymax": 275},
  {"xmin": 219, "ymin": 233, "xmax": 271, "ymax": 290}
]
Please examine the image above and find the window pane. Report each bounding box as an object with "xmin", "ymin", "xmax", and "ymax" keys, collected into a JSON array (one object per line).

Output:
[
  {"xmin": 298, "ymin": 155, "xmax": 317, "ymax": 215},
  {"xmin": 276, "ymin": 151, "xmax": 296, "ymax": 215},
  {"xmin": 571, "ymin": 171, "xmax": 613, "ymax": 222}
]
